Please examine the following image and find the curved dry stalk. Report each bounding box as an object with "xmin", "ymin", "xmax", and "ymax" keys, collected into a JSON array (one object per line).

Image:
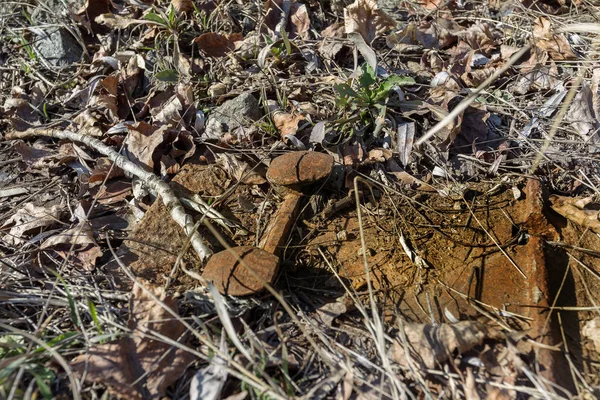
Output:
[
  {"xmin": 416, "ymin": 44, "xmax": 532, "ymax": 146},
  {"xmin": 5, "ymin": 128, "xmax": 213, "ymax": 262}
]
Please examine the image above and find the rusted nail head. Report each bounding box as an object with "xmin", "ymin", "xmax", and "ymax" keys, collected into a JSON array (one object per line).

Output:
[
  {"xmin": 266, "ymin": 151, "xmax": 334, "ymax": 187},
  {"xmin": 201, "ymin": 246, "xmax": 279, "ymax": 296}
]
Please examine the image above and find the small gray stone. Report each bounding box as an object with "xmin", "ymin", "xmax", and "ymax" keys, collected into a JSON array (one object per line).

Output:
[
  {"xmin": 204, "ymin": 92, "xmax": 262, "ymax": 140},
  {"xmin": 33, "ymin": 28, "xmax": 83, "ymax": 68}
]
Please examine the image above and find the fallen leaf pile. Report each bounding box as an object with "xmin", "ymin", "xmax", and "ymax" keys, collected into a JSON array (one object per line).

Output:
[
  {"xmin": 1, "ymin": 0, "xmax": 600, "ymax": 398},
  {"xmin": 71, "ymin": 281, "xmax": 196, "ymax": 399}
]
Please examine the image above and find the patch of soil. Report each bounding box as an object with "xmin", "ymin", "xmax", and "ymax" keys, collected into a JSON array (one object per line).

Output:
[
  {"xmin": 107, "ymin": 163, "xmax": 600, "ymax": 390},
  {"xmin": 104, "ymin": 163, "xmax": 267, "ymax": 291},
  {"xmin": 291, "ymin": 178, "xmax": 583, "ymax": 388}
]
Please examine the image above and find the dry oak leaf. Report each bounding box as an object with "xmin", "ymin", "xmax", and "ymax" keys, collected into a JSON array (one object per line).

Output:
[
  {"xmin": 264, "ymin": 0, "xmax": 311, "ymax": 39},
  {"xmin": 194, "ymin": 32, "xmax": 242, "ymax": 57},
  {"xmin": 71, "ymin": 281, "xmax": 196, "ymax": 400},
  {"xmin": 391, "ymin": 320, "xmax": 488, "ymax": 369},
  {"xmin": 566, "ymin": 83, "xmax": 600, "ymax": 141},
  {"xmin": 1, "ymin": 202, "xmax": 63, "ymax": 246},
  {"xmin": 319, "ymin": 22, "xmax": 346, "ymax": 59},
  {"xmin": 172, "ymin": 0, "xmax": 194, "ymax": 14},
  {"xmin": 533, "ymin": 17, "xmax": 577, "ymax": 60},
  {"xmin": 549, "ymin": 195, "xmax": 600, "ymax": 234},
  {"xmin": 40, "ymin": 221, "xmax": 102, "ymax": 270},
  {"xmin": 457, "ymin": 22, "xmax": 500, "ymax": 56},
  {"xmin": 217, "ymin": 153, "xmax": 267, "ymax": 185},
  {"xmin": 95, "ymin": 13, "xmax": 139, "ymax": 29},
  {"xmin": 273, "ymin": 110, "xmax": 305, "ymax": 140},
  {"xmin": 124, "ymin": 122, "xmax": 169, "ymax": 171},
  {"xmin": 344, "ymin": 0, "xmax": 397, "ymax": 43},
  {"xmin": 89, "ymin": 157, "xmax": 125, "ymax": 184},
  {"xmin": 419, "ymin": 0, "xmax": 446, "ymax": 9}
]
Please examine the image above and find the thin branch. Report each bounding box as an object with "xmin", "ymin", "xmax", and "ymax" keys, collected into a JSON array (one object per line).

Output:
[
  {"xmin": 415, "ymin": 44, "xmax": 532, "ymax": 146},
  {"xmin": 5, "ymin": 128, "xmax": 213, "ymax": 262}
]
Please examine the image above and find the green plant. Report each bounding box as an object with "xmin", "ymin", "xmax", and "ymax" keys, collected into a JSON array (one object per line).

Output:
[
  {"xmin": 334, "ymin": 64, "xmax": 414, "ymax": 110},
  {"xmin": 0, "ymin": 331, "xmax": 79, "ymax": 399},
  {"xmin": 331, "ymin": 64, "xmax": 414, "ymax": 140}
]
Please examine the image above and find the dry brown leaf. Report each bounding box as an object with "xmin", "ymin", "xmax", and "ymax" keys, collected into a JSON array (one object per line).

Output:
[
  {"xmin": 14, "ymin": 141, "xmax": 57, "ymax": 169},
  {"xmin": 273, "ymin": 111, "xmax": 305, "ymax": 139},
  {"xmin": 92, "ymin": 178, "xmax": 132, "ymax": 205},
  {"xmin": 71, "ymin": 281, "xmax": 196, "ymax": 399},
  {"xmin": 89, "ymin": 158, "xmax": 125, "ymax": 184},
  {"xmin": 289, "ymin": 2, "xmax": 310, "ymax": 39},
  {"xmin": 124, "ymin": 122, "xmax": 168, "ymax": 171},
  {"xmin": 264, "ymin": 0, "xmax": 311, "ymax": 39},
  {"xmin": 172, "ymin": 0, "xmax": 193, "ymax": 13},
  {"xmin": 385, "ymin": 23, "xmax": 421, "ymax": 53},
  {"xmin": 73, "ymin": 109, "xmax": 104, "ymax": 137},
  {"xmin": 387, "ymin": 19, "xmax": 458, "ymax": 53},
  {"xmin": 321, "ymin": 22, "xmax": 344, "ymax": 38},
  {"xmin": 217, "ymin": 153, "xmax": 266, "ymax": 185},
  {"xmin": 318, "ymin": 23, "xmax": 346, "ymax": 60},
  {"xmin": 512, "ymin": 64, "xmax": 558, "ymax": 95},
  {"xmin": 566, "ymin": 83, "xmax": 600, "ymax": 140},
  {"xmin": 2, "ymin": 95, "xmax": 40, "ymax": 131},
  {"xmin": 387, "ymin": 159, "xmax": 436, "ymax": 192},
  {"xmin": 89, "ymin": 75, "xmax": 119, "ymax": 122},
  {"xmin": 152, "ymin": 94, "xmax": 183, "ymax": 127},
  {"xmin": 457, "ymin": 22, "xmax": 500, "ymax": 56},
  {"xmin": 344, "ymin": 0, "xmax": 396, "ymax": 43},
  {"xmin": 194, "ymin": 32, "xmax": 240, "ymax": 57},
  {"xmin": 419, "ymin": 0, "xmax": 446, "ymax": 9},
  {"xmin": 1, "ymin": 203, "xmax": 63, "ymax": 245},
  {"xmin": 122, "ymin": 54, "xmax": 145, "ymax": 99},
  {"xmin": 582, "ymin": 317, "xmax": 600, "ymax": 354},
  {"xmin": 462, "ymin": 67, "xmax": 495, "ymax": 87},
  {"xmin": 533, "ymin": 17, "xmax": 577, "ymax": 60},
  {"xmin": 419, "ymin": 101, "xmax": 461, "ymax": 147},
  {"xmin": 391, "ymin": 320, "xmax": 488, "ymax": 368},
  {"xmin": 549, "ymin": 195, "xmax": 600, "ymax": 234},
  {"xmin": 315, "ymin": 295, "xmax": 353, "ymax": 327},
  {"xmin": 40, "ymin": 222, "xmax": 102, "ymax": 270},
  {"xmin": 95, "ymin": 13, "xmax": 138, "ymax": 29}
]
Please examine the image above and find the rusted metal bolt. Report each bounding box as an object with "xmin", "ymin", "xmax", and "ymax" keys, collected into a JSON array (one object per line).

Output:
[
  {"xmin": 201, "ymin": 151, "xmax": 334, "ymax": 296},
  {"xmin": 260, "ymin": 151, "xmax": 334, "ymax": 255}
]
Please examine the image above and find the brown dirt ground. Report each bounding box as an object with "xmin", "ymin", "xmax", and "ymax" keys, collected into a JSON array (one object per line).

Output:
[{"xmin": 109, "ymin": 164, "xmax": 600, "ymax": 389}]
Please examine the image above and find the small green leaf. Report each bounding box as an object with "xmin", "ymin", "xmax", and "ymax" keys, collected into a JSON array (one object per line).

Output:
[
  {"xmin": 0, "ymin": 357, "xmax": 26, "ymax": 380},
  {"xmin": 38, "ymin": 331, "xmax": 79, "ymax": 353},
  {"xmin": 31, "ymin": 370, "xmax": 54, "ymax": 400},
  {"xmin": 88, "ymin": 300, "xmax": 103, "ymax": 335},
  {"xmin": 168, "ymin": 5, "xmax": 176, "ymax": 25},
  {"xmin": 144, "ymin": 12, "xmax": 167, "ymax": 26},
  {"xmin": 374, "ymin": 75, "xmax": 415, "ymax": 101},
  {"xmin": 281, "ymin": 28, "xmax": 292, "ymax": 56},
  {"xmin": 48, "ymin": 270, "xmax": 79, "ymax": 327},
  {"xmin": 358, "ymin": 64, "xmax": 376, "ymax": 88},
  {"xmin": 334, "ymin": 83, "xmax": 358, "ymax": 99},
  {"xmin": 155, "ymin": 69, "xmax": 179, "ymax": 82}
]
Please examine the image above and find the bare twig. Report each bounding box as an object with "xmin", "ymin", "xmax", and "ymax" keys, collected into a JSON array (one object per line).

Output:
[
  {"xmin": 5, "ymin": 128, "xmax": 213, "ymax": 262},
  {"xmin": 416, "ymin": 44, "xmax": 532, "ymax": 146}
]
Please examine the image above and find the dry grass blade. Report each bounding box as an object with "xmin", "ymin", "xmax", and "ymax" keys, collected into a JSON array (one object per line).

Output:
[
  {"xmin": 416, "ymin": 45, "xmax": 531, "ymax": 146},
  {"xmin": 3, "ymin": 0, "xmax": 600, "ymax": 397}
]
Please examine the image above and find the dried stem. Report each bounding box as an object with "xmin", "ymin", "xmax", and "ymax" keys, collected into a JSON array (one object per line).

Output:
[{"xmin": 5, "ymin": 128, "xmax": 213, "ymax": 262}]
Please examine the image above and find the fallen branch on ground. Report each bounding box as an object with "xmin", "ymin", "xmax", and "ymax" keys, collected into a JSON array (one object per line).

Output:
[{"xmin": 5, "ymin": 128, "xmax": 213, "ymax": 262}]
